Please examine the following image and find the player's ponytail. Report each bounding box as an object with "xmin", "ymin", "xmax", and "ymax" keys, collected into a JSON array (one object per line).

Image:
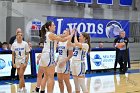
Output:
[{"xmin": 40, "ymin": 22, "xmax": 51, "ymax": 43}]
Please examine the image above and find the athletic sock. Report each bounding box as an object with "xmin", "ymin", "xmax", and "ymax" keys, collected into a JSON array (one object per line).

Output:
[
  {"xmin": 40, "ymin": 90, "xmax": 45, "ymax": 93},
  {"xmin": 35, "ymin": 87, "xmax": 40, "ymax": 92}
]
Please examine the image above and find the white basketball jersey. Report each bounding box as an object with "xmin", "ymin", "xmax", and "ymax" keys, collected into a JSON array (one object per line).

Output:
[
  {"xmin": 11, "ymin": 41, "xmax": 30, "ymax": 63},
  {"xmin": 42, "ymin": 32, "xmax": 55, "ymax": 53},
  {"xmin": 58, "ymin": 41, "xmax": 68, "ymax": 59},
  {"xmin": 72, "ymin": 43, "xmax": 89, "ymax": 61}
]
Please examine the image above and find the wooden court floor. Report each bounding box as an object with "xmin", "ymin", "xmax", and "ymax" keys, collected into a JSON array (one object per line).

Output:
[{"xmin": 0, "ymin": 62, "xmax": 140, "ymax": 93}]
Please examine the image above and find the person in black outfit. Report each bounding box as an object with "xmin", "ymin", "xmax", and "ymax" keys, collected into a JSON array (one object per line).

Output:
[
  {"xmin": 114, "ymin": 38, "xmax": 120, "ymax": 73},
  {"xmin": 9, "ymin": 35, "xmax": 17, "ymax": 80},
  {"xmin": 0, "ymin": 42, "xmax": 3, "ymax": 49},
  {"xmin": 114, "ymin": 30, "xmax": 129, "ymax": 74},
  {"xmin": 9, "ymin": 28, "xmax": 24, "ymax": 80}
]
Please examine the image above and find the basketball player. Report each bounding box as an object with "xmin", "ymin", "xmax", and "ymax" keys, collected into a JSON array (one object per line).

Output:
[
  {"xmin": 70, "ymin": 31, "xmax": 90, "ymax": 93},
  {"xmin": 56, "ymin": 29, "xmax": 73, "ymax": 93},
  {"xmin": 11, "ymin": 29, "xmax": 30, "ymax": 93},
  {"xmin": 35, "ymin": 21, "xmax": 72, "ymax": 93},
  {"xmin": 10, "ymin": 28, "xmax": 24, "ymax": 81}
]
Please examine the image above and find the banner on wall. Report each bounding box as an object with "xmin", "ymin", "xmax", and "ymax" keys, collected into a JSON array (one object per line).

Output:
[
  {"xmin": 90, "ymin": 51, "xmax": 117, "ymax": 70},
  {"xmin": 25, "ymin": 19, "xmax": 44, "ymax": 45},
  {"xmin": 0, "ymin": 54, "xmax": 31, "ymax": 77},
  {"xmin": 54, "ymin": 0, "xmax": 70, "ymax": 2},
  {"xmin": 47, "ymin": 16, "xmax": 129, "ymax": 38},
  {"xmin": 97, "ymin": 0, "xmax": 113, "ymax": 5},
  {"xmin": 90, "ymin": 50, "xmax": 130, "ymax": 70},
  {"xmin": 75, "ymin": 0, "xmax": 93, "ymax": 4},
  {"xmin": 119, "ymin": 0, "xmax": 132, "ymax": 6}
]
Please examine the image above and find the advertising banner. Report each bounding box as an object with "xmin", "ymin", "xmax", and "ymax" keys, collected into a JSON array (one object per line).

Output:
[{"xmin": 47, "ymin": 16, "xmax": 129, "ymax": 38}]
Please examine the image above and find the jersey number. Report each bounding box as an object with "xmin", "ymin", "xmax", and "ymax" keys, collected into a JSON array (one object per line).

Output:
[
  {"xmin": 58, "ymin": 50, "xmax": 63, "ymax": 55},
  {"xmin": 19, "ymin": 51, "xmax": 21, "ymax": 56},
  {"xmin": 73, "ymin": 51, "xmax": 78, "ymax": 56}
]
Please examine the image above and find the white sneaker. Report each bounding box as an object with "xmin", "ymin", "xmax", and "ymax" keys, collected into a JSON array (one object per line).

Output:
[
  {"xmin": 23, "ymin": 88, "xmax": 27, "ymax": 93},
  {"xmin": 17, "ymin": 88, "xmax": 22, "ymax": 93}
]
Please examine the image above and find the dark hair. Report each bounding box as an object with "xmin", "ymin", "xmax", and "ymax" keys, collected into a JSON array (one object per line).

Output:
[
  {"xmin": 45, "ymin": 21, "xmax": 53, "ymax": 31},
  {"xmin": 39, "ymin": 25, "xmax": 46, "ymax": 37},
  {"xmin": 39, "ymin": 42, "xmax": 43, "ymax": 45},
  {"xmin": 39, "ymin": 21, "xmax": 53, "ymax": 43},
  {"xmin": 99, "ymin": 41, "xmax": 103, "ymax": 43},
  {"xmin": 40, "ymin": 25, "xmax": 46, "ymax": 43},
  {"xmin": 2, "ymin": 42, "xmax": 8, "ymax": 45},
  {"xmin": 81, "ymin": 32, "xmax": 91, "ymax": 52},
  {"xmin": 0, "ymin": 42, "xmax": 2, "ymax": 48},
  {"xmin": 71, "ymin": 34, "xmax": 79, "ymax": 43}
]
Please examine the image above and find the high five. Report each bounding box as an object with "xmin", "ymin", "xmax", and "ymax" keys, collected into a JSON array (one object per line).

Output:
[{"xmin": 35, "ymin": 21, "xmax": 73, "ymax": 93}]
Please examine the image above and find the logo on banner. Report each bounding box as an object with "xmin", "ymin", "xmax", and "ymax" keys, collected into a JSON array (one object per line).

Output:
[
  {"xmin": 25, "ymin": 19, "xmax": 44, "ymax": 45},
  {"xmin": 26, "ymin": 19, "xmax": 44, "ymax": 34},
  {"xmin": 31, "ymin": 21, "xmax": 42, "ymax": 30},
  {"xmin": 106, "ymin": 21, "xmax": 122, "ymax": 38},
  {"xmin": 0, "ymin": 58, "xmax": 6, "ymax": 70},
  {"xmin": 92, "ymin": 54, "xmax": 102, "ymax": 66}
]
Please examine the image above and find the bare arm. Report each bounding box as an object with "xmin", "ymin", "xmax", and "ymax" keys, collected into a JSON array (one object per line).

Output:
[
  {"xmin": 66, "ymin": 30, "xmax": 74, "ymax": 61},
  {"xmin": 58, "ymin": 49, "xmax": 73, "ymax": 68},
  {"xmin": 67, "ymin": 35, "xmax": 75, "ymax": 48},
  {"xmin": 12, "ymin": 51, "xmax": 15, "ymax": 66},
  {"xmin": 65, "ymin": 49, "xmax": 73, "ymax": 62},
  {"xmin": 74, "ymin": 33, "xmax": 83, "ymax": 48},
  {"xmin": 49, "ymin": 33, "xmax": 68, "ymax": 42},
  {"xmin": 67, "ymin": 29, "xmax": 76, "ymax": 47},
  {"xmin": 25, "ymin": 52, "xmax": 29, "ymax": 64},
  {"xmin": 9, "ymin": 44, "xmax": 12, "ymax": 50}
]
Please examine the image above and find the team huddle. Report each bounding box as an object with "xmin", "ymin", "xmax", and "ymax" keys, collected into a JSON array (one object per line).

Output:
[{"xmin": 12, "ymin": 21, "xmax": 90, "ymax": 93}]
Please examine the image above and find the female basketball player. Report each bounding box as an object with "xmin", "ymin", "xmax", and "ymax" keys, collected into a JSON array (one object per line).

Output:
[
  {"xmin": 56, "ymin": 29, "xmax": 73, "ymax": 93},
  {"xmin": 11, "ymin": 29, "xmax": 30, "ymax": 93},
  {"xmin": 70, "ymin": 31, "xmax": 90, "ymax": 93},
  {"xmin": 35, "ymin": 21, "xmax": 73, "ymax": 93}
]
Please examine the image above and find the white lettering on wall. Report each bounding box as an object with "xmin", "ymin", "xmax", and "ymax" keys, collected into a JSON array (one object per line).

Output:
[
  {"xmin": 97, "ymin": 24, "xmax": 104, "ymax": 34},
  {"xmin": 67, "ymin": 23, "xmax": 77, "ymax": 30},
  {"xmin": 86, "ymin": 23, "xmax": 96, "ymax": 34},
  {"xmin": 56, "ymin": 19, "xmax": 104, "ymax": 35},
  {"xmin": 77, "ymin": 22, "xmax": 86, "ymax": 32},
  {"xmin": 57, "ymin": 18, "xmax": 63, "ymax": 35}
]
